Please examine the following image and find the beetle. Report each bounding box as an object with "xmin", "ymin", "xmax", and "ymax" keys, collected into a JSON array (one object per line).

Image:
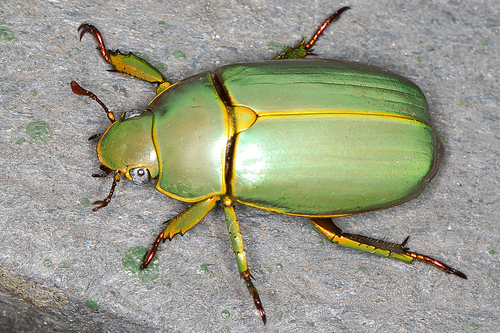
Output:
[{"xmin": 71, "ymin": 7, "xmax": 466, "ymax": 324}]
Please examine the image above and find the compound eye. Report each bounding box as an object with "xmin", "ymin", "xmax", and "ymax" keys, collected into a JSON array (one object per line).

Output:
[
  {"xmin": 123, "ymin": 109, "xmax": 144, "ymax": 120},
  {"xmin": 129, "ymin": 167, "xmax": 150, "ymax": 185}
]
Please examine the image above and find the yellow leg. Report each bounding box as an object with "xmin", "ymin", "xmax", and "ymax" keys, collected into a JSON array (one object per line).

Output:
[
  {"xmin": 78, "ymin": 24, "xmax": 171, "ymax": 94},
  {"xmin": 222, "ymin": 196, "xmax": 266, "ymax": 324},
  {"xmin": 140, "ymin": 196, "xmax": 219, "ymax": 269},
  {"xmin": 309, "ymin": 217, "xmax": 467, "ymax": 279}
]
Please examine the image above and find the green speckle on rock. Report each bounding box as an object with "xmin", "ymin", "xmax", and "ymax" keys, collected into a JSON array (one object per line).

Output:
[
  {"xmin": 110, "ymin": 291, "xmax": 115, "ymax": 296},
  {"xmin": 159, "ymin": 316, "xmax": 166, "ymax": 322},
  {"xmin": 200, "ymin": 263, "xmax": 214, "ymax": 277},
  {"xmin": 43, "ymin": 259, "xmax": 52, "ymax": 267},
  {"xmin": 221, "ymin": 310, "xmax": 230, "ymax": 320},
  {"xmin": 158, "ymin": 21, "xmax": 165, "ymax": 28},
  {"xmin": 172, "ymin": 50, "xmax": 186, "ymax": 61},
  {"xmin": 80, "ymin": 198, "xmax": 90, "ymax": 207},
  {"xmin": 122, "ymin": 247, "xmax": 159, "ymax": 283},
  {"xmin": 155, "ymin": 62, "xmax": 167, "ymax": 73},
  {"xmin": 31, "ymin": 90, "xmax": 37, "ymax": 96},
  {"xmin": 133, "ymin": 52, "xmax": 149, "ymax": 61},
  {"xmin": 438, "ymin": 131, "xmax": 448, "ymax": 144},
  {"xmin": 26, "ymin": 120, "xmax": 51, "ymax": 145},
  {"xmin": 58, "ymin": 262, "xmax": 70, "ymax": 269},
  {"xmin": 468, "ymin": 323, "xmax": 479, "ymax": 331},
  {"xmin": 267, "ymin": 42, "xmax": 285, "ymax": 51},
  {"xmin": 0, "ymin": 26, "xmax": 16, "ymax": 42},
  {"xmin": 459, "ymin": 99, "xmax": 468, "ymax": 107},
  {"xmin": 276, "ymin": 263, "xmax": 283, "ymax": 270},
  {"xmin": 15, "ymin": 137, "xmax": 26, "ymax": 145},
  {"xmin": 221, "ymin": 326, "xmax": 230, "ymax": 333},
  {"xmin": 86, "ymin": 298, "xmax": 100, "ymax": 309},
  {"xmin": 489, "ymin": 250, "xmax": 496, "ymax": 255},
  {"xmin": 358, "ymin": 267, "xmax": 366, "ymax": 273}
]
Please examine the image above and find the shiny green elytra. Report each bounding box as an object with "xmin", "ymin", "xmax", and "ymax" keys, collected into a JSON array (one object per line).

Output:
[{"xmin": 72, "ymin": 7, "xmax": 466, "ymax": 324}]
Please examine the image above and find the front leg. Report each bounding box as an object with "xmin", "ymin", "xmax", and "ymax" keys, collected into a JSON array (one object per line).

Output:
[
  {"xmin": 78, "ymin": 24, "xmax": 171, "ymax": 94},
  {"xmin": 140, "ymin": 196, "xmax": 219, "ymax": 269}
]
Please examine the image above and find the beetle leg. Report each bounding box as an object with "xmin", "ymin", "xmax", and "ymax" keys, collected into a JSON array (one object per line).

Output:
[
  {"xmin": 91, "ymin": 164, "xmax": 113, "ymax": 178},
  {"xmin": 78, "ymin": 24, "xmax": 171, "ymax": 92},
  {"xmin": 309, "ymin": 217, "xmax": 467, "ymax": 279},
  {"xmin": 399, "ymin": 237, "xmax": 467, "ymax": 279},
  {"xmin": 222, "ymin": 196, "xmax": 266, "ymax": 324},
  {"xmin": 92, "ymin": 173, "xmax": 120, "ymax": 211},
  {"xmin": 271, "ymin": 6, "xmax": 350, "ymax": 60},
  {"xmin": 140, "ymin": 196, "xmax": 219, "ymax": 269}
]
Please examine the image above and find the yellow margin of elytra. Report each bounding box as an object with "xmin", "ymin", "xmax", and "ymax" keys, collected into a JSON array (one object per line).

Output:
[{"xmin": 253, "ymin": 109, "xmax": 433, "ymax": 128}]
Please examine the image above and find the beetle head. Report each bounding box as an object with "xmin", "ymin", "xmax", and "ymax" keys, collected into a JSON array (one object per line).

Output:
[{"xmin": 97, "ymin": 109, "xmax": 159, "ymax": 183}]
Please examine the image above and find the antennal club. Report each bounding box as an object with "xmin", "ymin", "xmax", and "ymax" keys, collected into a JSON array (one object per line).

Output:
[{"xmin": 71, "ymin": 81, "xmax": 115, "ymax": 123}]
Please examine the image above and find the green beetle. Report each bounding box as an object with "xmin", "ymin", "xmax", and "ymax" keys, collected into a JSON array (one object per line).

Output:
[{"xmin": 71, "ymin": 7, "xmax": 466, "ymax": 324}]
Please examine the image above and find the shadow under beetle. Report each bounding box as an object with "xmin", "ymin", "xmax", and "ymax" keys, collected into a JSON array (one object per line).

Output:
[{"xmin": 71, "ymin": 6, "xmax": 466, "ymax": 324}]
